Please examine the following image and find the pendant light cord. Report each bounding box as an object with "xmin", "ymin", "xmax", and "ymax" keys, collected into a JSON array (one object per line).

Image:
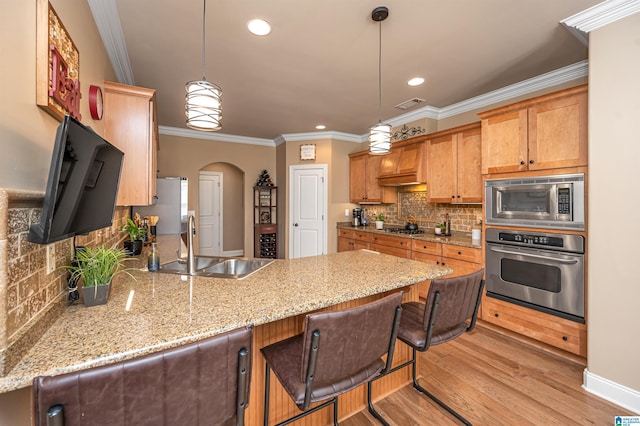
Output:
[
  {"xmin": 377, "ymin": 20, "xmax": 382, "ymax": 124},
  {"xmin": 201, "ymin": 0, "xmax": 207, "ymax": 81}
]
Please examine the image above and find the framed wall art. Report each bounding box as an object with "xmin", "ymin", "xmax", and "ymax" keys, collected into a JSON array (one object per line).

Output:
[
  {"xmin": 36, "ymin": 0, "xmax": 82, "ymax": 121},
  {"xmin": 299, "ymin": 144, "xmax": 316, "ymax": 161}
]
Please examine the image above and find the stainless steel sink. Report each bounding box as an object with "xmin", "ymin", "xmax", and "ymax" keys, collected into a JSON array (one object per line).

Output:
[
  {"xmin": 200, "ymin": 258, "xmax": 273, "ymax": 279},
  {"xmin": 159, "ymin": 256, "xmax": 224, "ymax": 274},
  {"xmin": 156, "ymin": 256, "xmax": 272, "ymax": 279}
]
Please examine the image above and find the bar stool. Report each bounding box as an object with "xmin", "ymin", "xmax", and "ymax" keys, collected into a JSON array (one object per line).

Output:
[
  {"xmin": 33, "ymin": 325, "xmax": 253, "ymax": 426},
  {"xmin": 368, "ymin": 269, "xmax": 485, "ymax": 426},
  {"xmin": 261, "ymin": 292, "xmax": 403, "ymax": 426}
]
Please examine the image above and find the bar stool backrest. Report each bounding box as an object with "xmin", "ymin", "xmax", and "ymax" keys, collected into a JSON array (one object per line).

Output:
[{"xmin": 33, "ymin": 325, "xmax": 253, "ymax": 426}]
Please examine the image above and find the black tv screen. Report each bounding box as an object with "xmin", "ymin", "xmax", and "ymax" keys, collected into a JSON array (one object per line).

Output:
[{"xmin": 29, "ymin": 115, "xmax": 124, "ymax": 244}]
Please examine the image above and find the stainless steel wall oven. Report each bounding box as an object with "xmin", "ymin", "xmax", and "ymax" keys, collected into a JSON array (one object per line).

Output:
[{"xmin": 485, "ymin": 228, "xmax": 585, "ymax": 323}]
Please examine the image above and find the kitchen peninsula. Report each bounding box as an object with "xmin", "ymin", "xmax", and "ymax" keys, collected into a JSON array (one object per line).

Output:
[{"xmin": 0, "ymin": 247, "xmax": 451, "ymax": 424}]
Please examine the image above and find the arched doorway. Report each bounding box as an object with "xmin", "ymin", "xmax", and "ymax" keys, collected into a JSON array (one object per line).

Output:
[{"xmin": 198, "ymin": 163, "xmax": 244, "ymax": 256}]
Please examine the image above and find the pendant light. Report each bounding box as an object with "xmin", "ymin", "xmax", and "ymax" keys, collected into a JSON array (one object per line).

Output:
[
  {"xmin": 369, "ymin": 6, "xmax": 391, "ymax": 155},
  {"xmin": 185, "ymin": 0, "xmax": 222, "ymax": 131}
]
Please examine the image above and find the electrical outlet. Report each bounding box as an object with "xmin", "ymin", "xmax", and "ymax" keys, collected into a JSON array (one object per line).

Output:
[
  {"xmin": 344, "ymin": 209, "xmax": 349, "ymax": 217},
  {"xmin": 46, "ymin": 244, "xmax": 56, "ymax": 275}
]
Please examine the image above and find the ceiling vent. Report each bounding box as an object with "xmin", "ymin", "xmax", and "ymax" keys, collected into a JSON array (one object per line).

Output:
[{"xmin": 395, "ymin": 98, "xmax": 426, "ymax": 110}]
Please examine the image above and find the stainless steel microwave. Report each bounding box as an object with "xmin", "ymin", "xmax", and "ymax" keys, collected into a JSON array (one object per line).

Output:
[{"xmin": 485, "ymin": 173, "xmax": 585, "ymax": 230}]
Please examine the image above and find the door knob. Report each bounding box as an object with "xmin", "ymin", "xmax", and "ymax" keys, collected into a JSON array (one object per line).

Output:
[{"xmin": 294, "ymin": 223, "xmax": 299, "ymax": 227}]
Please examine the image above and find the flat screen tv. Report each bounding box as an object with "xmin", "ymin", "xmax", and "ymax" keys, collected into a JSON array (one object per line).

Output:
[{"xmin": 29, "ymin": 115, "xmax": 124, "ymax": 244}]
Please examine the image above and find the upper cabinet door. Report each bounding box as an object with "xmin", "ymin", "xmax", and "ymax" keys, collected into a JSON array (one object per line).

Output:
[
  {"xmin": 427, "ymin": 134, "xmax": 457, "ymax": 203},
  {"xmin": 456, "ymin": 126, "xmax": 482, "ymax": 203},
  {"xmin": 528, "ymin": 91, "xmax": 588, "ymax": 171},
  {"xmin": 104, "ymin": 81, "xmax": 158, "ymax": 206},
  {"xmin": 481, "ymin": 109, "xmax": 528, "ymax": 174},
  {"xmin": 349, "ymin": 153, "xmax": 368, "ymax": 203}
]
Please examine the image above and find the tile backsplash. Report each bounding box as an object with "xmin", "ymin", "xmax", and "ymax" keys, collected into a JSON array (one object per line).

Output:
[
  {"xmin": 0, "ymin": 189, "xmax": 128, "ymax": 375},
  {"xmin": 365, "ymin": 191, "xmax": 482, "ymax": 232}
]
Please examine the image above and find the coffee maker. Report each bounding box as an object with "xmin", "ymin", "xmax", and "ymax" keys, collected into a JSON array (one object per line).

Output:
[
  {"xmin": 352, "ymin": 208, "xmax": 368, "ymax": 226},
  {"xmin": 352, "ymin": 208, "xmax": 362, "ymax": 226}
]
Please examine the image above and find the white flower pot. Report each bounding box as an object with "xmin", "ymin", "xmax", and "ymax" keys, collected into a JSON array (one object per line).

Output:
[{"xmin": 375, "ymin": 221, "xmax": 384, "ymax": 230}]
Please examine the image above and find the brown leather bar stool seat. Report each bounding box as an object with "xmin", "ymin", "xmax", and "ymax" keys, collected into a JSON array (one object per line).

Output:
[
  {"xmin": 261, "ymin": 292, "xmax": 403, "ymax": 426},
  {"xmin": 33, "ymin": 325, "xmax": 253, "ymax": 426},
  {"xmin": 367, "ymin": 269, "xmax": 485, "ymax": 426}
]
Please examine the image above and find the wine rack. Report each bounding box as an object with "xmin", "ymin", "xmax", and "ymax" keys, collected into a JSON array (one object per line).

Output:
[{"xmin": 254, "ymin": 186, "xmax": 277, "ymax": 258}]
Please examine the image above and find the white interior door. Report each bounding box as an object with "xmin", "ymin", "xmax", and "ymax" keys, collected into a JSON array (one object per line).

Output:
[
  {"xmin": 289, "ymin": 165, "xmax": 327, "ymax": 259},
  {"xmin": 199, "ymin": 172, "xmax": 222, "ymax": 255}
]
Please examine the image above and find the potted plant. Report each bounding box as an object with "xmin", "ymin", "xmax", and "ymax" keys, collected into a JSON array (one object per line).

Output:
[
  {"xmin": 435, "ymin": 222, "xmax": 446, "ymax": 235},
  {"xmin": 121, "ymin": 218, "xmax": 146, "ymax": 255},
  {"xmin": 375, "ymin": 213, "xmax": 385, "ymax": 230},
  {"xmin": 64, "ymin": 245, "xmax": 136, "ymax": 307}
]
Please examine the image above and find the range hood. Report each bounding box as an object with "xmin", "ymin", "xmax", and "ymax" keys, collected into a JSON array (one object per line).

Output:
[
  {"xmin": 378, "ymin": 174, "xmax": 425, "ymax": 186},
  {"xmin": 377, "ymin": 140, "xmax": 427, "ymax": 186}
]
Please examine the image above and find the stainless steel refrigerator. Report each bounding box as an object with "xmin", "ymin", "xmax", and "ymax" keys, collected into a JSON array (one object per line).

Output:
[{"xmin": 134, "ymin": 177, "xmax": 188, "ymax": 235}]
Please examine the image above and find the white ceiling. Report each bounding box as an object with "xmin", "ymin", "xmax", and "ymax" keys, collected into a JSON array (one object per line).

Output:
[{"xmin": 92, "ymin": 0, "xmax": 603, "ymax": 140}]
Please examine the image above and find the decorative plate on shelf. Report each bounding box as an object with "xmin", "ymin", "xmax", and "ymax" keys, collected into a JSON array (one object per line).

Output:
[{"xmin": 260, "ymin": 211, "xmax": 271, "ymax": 223}]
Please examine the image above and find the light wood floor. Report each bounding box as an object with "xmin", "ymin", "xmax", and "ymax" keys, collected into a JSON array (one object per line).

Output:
[{"xmin": 341, "ymin": 325, "xmax": 634, "ymax": 425}]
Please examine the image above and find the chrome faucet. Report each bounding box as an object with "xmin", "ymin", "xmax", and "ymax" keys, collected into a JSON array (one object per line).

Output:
[{"xmin": 187, "ymin": 214, "xmax": 196, "ymax": 275}]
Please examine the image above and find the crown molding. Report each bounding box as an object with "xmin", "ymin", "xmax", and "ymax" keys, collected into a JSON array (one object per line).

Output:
[
  {"xmin": 277, "ymin": 131, "xmax": 363, "ymax": 144},
  {"xmin": 159, "ymin": 126, "xmax": 275, "ymax": 147},
  {"xmin": 87, "ymin": 0, "xmax": 135, "ymax": 85},
  {"xmin": 561, "ymin": 0, "xmax": 640, "ymax": 33},
  {"xmin": 437, "ymin": 60, "xmax": 589, "ymax": 119}
]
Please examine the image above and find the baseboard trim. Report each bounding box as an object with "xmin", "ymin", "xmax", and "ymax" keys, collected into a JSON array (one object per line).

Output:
[
  {"xmin": 223, "ymin": 250, "xmax": 244, "ymax": 257},
  {"xmin": 583, "ymin": 368, "xmax": 640, "ymax": 414}
]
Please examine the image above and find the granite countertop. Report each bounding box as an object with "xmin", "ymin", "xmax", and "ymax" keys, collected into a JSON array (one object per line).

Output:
[
  {"xmin": 0, "ymin": 247, "xmax": 451, "ymax": 393},
  {"xmin": 337, "ymin": 223, "xmax": 482, "ymax": 249}
]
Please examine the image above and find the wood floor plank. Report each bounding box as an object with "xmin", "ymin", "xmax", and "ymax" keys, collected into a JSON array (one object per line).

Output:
[{"xmin": 340, "ymin": 325, "xmax": 634, "ymax": 425}]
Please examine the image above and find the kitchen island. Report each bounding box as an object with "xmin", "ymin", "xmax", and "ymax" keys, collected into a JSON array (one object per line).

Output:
[{"xmin": 0, "ymin": 247, "xmax": 451, "ymax": 424}]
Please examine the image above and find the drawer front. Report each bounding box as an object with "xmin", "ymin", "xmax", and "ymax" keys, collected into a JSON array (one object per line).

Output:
[
  {"xmin": 338, "ymin": 229, "xmax": 355, "ymax": 239},
  {"xmin": 260, "ymin": 224, "xmax": 277, "ymax": 233},
  {"xmin": 370, "ymin": 234, "xmax": 411, "ymax": 250},
  {"xmin": 370, "ymin": 243, "xmax": 411, "ymax": 259},
  {"xmin": 411, "ymin": 252, "xmax": 441, "ymax": 266},
  {"xmin": 411, "ymin": 240, "xmax": 441, "ymax": 256},
  {"xmin": 442, "ymin": 244, "xmax": 482, "ymax": 264},
  {"xmin": 353, "ymin": 230, "xmax": 372, "ymax": 242},
  {"xmin": 481, "ymin": 297, "xmax": 586, "ymax": 356}
]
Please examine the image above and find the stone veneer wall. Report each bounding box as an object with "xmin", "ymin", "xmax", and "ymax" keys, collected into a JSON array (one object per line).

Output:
[
  {"xmin": 367, "ymin": 191, "xmax": 482, "ymax": 232},
  {"xmin": 0, "ymin": 189, "xmax": 128, "ymax": 375}
]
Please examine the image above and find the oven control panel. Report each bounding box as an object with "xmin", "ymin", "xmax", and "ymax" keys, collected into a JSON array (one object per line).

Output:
[
  {"xmin": 498, "ymin": 232, "xmax": 564, "ymax": 248},
  {"xmin": 486, "ymin": 228, "xmax": 585, "ymax": 254}
]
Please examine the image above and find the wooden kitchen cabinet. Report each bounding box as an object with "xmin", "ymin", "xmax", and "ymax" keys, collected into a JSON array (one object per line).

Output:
[
  {"xmin": 427, "ymin": 123, "xmax": 482, "ymax": 203},
  {"xmin": 481, "ymin": 296, "xmax": 586, "ymax": 357},
  {"xmin": 479, "ymin": 84, "xmax": 587, "ymax": 175},
  {"xmin": 104, "ymin": 81, "xmax": 158, "ymax": 206},
  {"xmin": 411, "ymin": 240, "xmax": 482, "ymax": 299},
  {"xmin": 337, "ymin": 228, "xmax": 370, "ymax": 252},
  {"xmin": 369, "ymin": 233, "xmax": 411, "ymax": 258},
  {"xmin": 349, "ymin": 151, "xmax": 396, "ymax": 203}
]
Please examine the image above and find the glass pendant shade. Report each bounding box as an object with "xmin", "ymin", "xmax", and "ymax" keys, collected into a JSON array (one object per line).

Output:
[
  {"xmin": 185, "ymin": 79, "xmax": 222, "ymax": 131},
  {"xmin": 369, "ymin": 122, "xmax": 391, "ymax": 155}
]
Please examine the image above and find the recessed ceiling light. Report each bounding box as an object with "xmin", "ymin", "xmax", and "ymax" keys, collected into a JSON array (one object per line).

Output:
[
  {"xmin": 315, "ymin": 125, "xmax": 326, "ymax": 130},
  {"xmin": 248, "ymin": 19, "xmax": 271, "ymax": 36},
  {"xmin": 407, "ymin": 77, "xmax": 425, "ymax": 87}
]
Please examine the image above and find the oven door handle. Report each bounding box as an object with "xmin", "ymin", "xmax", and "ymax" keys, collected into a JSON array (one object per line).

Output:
[{"xmin": 488, "ymin": 247, "xmax": 579, "ymax": 264}]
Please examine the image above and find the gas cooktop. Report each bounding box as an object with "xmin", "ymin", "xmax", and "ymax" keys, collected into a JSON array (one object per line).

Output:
[{"xmin": 384, "ymin": 228, "xmax": 425, "ymax": 235}]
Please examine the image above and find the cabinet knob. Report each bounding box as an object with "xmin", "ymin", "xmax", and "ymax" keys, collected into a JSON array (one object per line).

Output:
[
  {"xmin": 400, "ymin": 242, "xmax": 404, "ymax": 245},
  {"xmin": 520, "ymin": 160, "xmax": 525, "ymax": 165},
  {"xmin": 529, "ymin": 159, "xmax": 534, "ymax": 164},
  {"xmin": 423, "ymin": 245, "xmax": 427, "ymax": 249},
  {"xmin": 458, "ymin": 251, "xmax": 462, "ymax": 255},
  {"xmin": 495, "ymin": 313, "xmax": 499, "ymax": 318},
  {"xmin": 562, "ymin": 336, "xmax": 568, "ymax": 341},
  {"xmin": 451, "ymin": 195, "xmax": 455, "ymax": 199}
]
